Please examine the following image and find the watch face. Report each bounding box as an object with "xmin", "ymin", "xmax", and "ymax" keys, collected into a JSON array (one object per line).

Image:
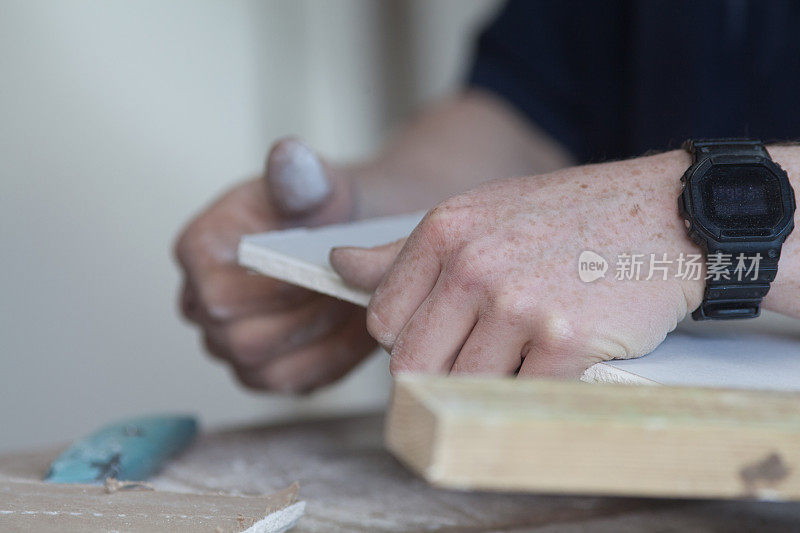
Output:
[{"xmin": 700, "ymin": 164, "xmax": 784, "ymax": 229}]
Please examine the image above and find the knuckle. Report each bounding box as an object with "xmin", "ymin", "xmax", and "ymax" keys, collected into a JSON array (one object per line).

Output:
[
  {"xmin": 421, "ymin": 204, "xmax": 450, "ymax": 233},
  {"xmin": 449, "ymin": 255, "xmax": 480, "ymax": 286},
  {"xmin": 173, "ymin": 233, "xmax": 192, "ymax": 268},
  {"xmin": 536, "ymin": 314, "xmax": 583, "ymax": 356},
  {"xmin": 196, "ymin": 283, "xmax": 234, "ymax": 323},
  {"xmin": 446, "ymin": 244, "xmax": 493, "ymax": 294},
  {"xmin": 418, "ymin": 202, "xmax": 464, "ymax": 249},
  {"xmin": 493, "ymin": 292, "xmax": 536, "ymax": 326},
  {"xmin": 173, "ymin": 224, "xmax": 201, "ymax": 267},
  {"xmin": 179, "ymin": 286, "xmax": 199, "ymax": 322},
  {"xmin": 232, "ymin": 362, "xmax": 285, "ymax": 392},
  {"xmin": 233, "ymin": 366, "xmax": 270, "ymax": 391},
  {"xmin": 202, "ymin": 333, "xmax": 222, "ymax": 358},
  {"xmin": 254, "ymin": 366, "xmax": 282, "ymax": 390},
  {"xmin": 256, "ymin": 364, "xmax": 301, "ymax": 393},
  {"xmin": 227, "ymin": 327, "xmax": 267, "ymax": 367}
]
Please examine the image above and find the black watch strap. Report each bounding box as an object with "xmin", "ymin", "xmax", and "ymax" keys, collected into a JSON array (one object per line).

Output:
[{"xmin": 684, "ymin": 139, "xmax": 779, "ymax": 320}]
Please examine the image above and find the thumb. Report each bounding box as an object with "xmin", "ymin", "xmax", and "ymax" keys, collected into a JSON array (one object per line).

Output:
[
  {"xmin": 265, "ymin": 137, "xmax": 333, "ymax": 217},
  {"xmin": 329, "ymin": 238, "xmax": 407, "ymax": 292}
]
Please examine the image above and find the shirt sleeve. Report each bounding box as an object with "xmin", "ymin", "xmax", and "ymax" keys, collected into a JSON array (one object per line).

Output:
[{"xmin": 467, "ymin": 0, "xmax": 627, "ymax": 163}]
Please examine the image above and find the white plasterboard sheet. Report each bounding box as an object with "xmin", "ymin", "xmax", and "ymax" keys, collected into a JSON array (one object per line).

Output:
[{"xmin": 239, "ymin": 212, "xmax": 424, "ymax": 306}]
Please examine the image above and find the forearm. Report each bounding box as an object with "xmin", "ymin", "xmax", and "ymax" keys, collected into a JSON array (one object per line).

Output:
[
  {"xmin": 551, "ymin": 145, "xmax": 800, "ymax": 320},
  {"xmin": 349, "ymin": 89, "xmax": 574, "ymax": 218}
]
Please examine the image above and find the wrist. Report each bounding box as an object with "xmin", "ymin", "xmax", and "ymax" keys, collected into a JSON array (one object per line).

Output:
[
  {"xmin": 346, "ymin": 157, "xmax": 441, "ymax": 220},
  {"xmin": 637, "ymin": 149, "xmax": 706, "ymax": 313},
  {"xmin": 343, "ymin": 160, "xmax": 392, "ymax": 220},
  {"xmin": 665, "ymin": 143, "xmax": 799, "ymax": 320},
  {"xmin": 760, "ymin": 146, "xmax": 800, "ymax": 317},
  {"xmin": 575, "ymin": 149, "xmax": 704, "ymax": 313}
]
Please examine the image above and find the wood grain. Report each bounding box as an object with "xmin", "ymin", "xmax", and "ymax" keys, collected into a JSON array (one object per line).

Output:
[{"xmin": 386, "ymin": 376, "xmax": 800, "ymax": 500}]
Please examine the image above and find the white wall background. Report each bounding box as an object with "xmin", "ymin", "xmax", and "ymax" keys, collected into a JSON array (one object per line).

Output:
[{"xmin": 0, "ymin": 0, "xmax": 500, "ymax": 452}]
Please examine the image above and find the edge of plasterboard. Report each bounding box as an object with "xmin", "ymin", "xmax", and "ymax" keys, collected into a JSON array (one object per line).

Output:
[{"xmin": 238, "ymin": 239, "xmax": 371, "ymax": 307}]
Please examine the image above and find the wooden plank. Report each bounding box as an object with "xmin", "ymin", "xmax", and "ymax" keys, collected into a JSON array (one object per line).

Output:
[
  {"xmin": 385, "ymin": 376, "xmax": 800, "ymax": 500},
  {"xmin": 238, "ymin": 214, "xmax": 800, "ymax": 391}
]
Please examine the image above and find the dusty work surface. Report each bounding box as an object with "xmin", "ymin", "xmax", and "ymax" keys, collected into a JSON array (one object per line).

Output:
[
  {"xmin": 0, "ymin": 479, "xmax": 299, "ymax": 532},
  {"xmin": 3, "ymin": 414, "xmax": 800, "ymax": 532}
]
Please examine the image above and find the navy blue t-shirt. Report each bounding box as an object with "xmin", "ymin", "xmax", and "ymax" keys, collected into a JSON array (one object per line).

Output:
[{"xmin": 468, "ymin": 0, "xmax": 800, "ymax": 163}]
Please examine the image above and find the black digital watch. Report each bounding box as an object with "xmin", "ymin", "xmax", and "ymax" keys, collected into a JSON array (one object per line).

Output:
[{"xmin": 679, "ymin": 139, "xmax": 796, "ymax": 320}]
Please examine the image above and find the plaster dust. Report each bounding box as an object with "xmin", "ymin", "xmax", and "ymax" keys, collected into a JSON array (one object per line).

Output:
[{"xmin": 266, "ymin": 139, "xmax": 332, "ymax": 215}]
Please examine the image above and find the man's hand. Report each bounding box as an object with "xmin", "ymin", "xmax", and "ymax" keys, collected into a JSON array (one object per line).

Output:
[
  {"xmin": 174, "ymin": 92, "xmax": 577, "ymax": 391},
  {"xmin": 174, "ymin": 138, "xmax": 376, "ymax": 393},
  {"xmin": 331, "ymin": 151, "xmax": 707, "ymax": 378}
]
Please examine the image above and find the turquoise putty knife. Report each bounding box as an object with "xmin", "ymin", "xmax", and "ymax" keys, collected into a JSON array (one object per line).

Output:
[{"xmin": 44, "ymin": 414, "xmax": 198, "ymax": 484}]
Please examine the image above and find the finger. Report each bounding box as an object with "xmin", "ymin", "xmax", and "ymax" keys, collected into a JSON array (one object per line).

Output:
[
  {"xmin": 389, "ymin": 274, "xmax": 479, "ymax": 375},
  {"xmin": 364, "ymin": 228, "xmax": 442, "ymax": 349},
  {"xmin": 179, "ymin": 282, "xmax": 203, "ymax": 324},
  {"xmin": 265, "ymin": 137, "xmax": 332, "ymax": 217},
  {"xmin": 235, "ymin": 309, "xmax": 375, "ymax": 393},
  {"xmin": 203, "ymin": 297, "xmax": 355, "ymax": 368},
  {"xmin": 449, "ymin": 313, "xmax": 528, "ymax": 376},
  {"xmin": 329, "ymin": 238, "xmax": 406, "ymax": 292},
  {"xmin": 517, "ymin": 319, "xmax": 594, "ymax": 379},
  {"xmin": 173, "ymin": 201, "xmax": 273, "ymax": 276},
  {"xmin": 192, "ymin": 264, "xmax": 317, "ymax": 323},
  {"xmin": 201, "ymin": 330, "xmax": 229, "ymax": 362}
]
